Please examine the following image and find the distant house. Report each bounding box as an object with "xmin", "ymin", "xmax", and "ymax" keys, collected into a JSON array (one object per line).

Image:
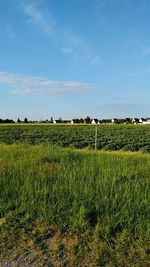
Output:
[
  {"xmin": 132, "ymin": 118, "xmax": 139, "ymax": 124},
  {"xmin": 71, "ymin": 119, "xmax": 80, "ymax": 124},
  {"xmin": 53, "ymin": 119, "xmax": 62, "ymax": 124},
  {"xmin": 91, "ymin": 119, "xmax": 99, "ymax": 124},
  {"xmin": 142, "ymin": 118, "xmax": 150, "ymax": 124},
  {"xmin": 139, "ymin": 118, "xmax": 145, "ymax": 123},
  {"xmin": 112, "ymin": 118, "xmax": 118, "ymax": 124},
  {"xmin": 112, "ymin": 118, "xmax": 126, "ymax": 124}
]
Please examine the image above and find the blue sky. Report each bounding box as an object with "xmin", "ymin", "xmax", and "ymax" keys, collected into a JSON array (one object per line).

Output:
[{"xmin": 0, "ymin": 0, "xmax": 150, "ymax": 120}]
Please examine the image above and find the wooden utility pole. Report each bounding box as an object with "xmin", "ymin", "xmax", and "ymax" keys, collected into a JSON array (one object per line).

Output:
[{"xmin": 95, "ymin": 125, "xmax": 98, "ymax": 150}]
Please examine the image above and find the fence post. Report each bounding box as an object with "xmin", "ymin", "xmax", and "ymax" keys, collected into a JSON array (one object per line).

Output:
[{"xmin": 95, "ymin": 125, "xmax": 98, "ymax": 150}]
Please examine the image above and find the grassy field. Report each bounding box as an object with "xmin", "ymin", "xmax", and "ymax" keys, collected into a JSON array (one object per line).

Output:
[
  {"xmin": 0, "ymin": 143, "xmax": 149, "ymax": 266},
  {"xmin": 1, "ymin": 123, "xmax": 150, "ymax": 152}
]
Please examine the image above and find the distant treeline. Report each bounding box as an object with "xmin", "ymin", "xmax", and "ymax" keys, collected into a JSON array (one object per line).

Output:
[
  {"xmin": 0, "ymin": 117, "xmax": 123, "ymax": 124},
  {"xmin": 0, "ymin": 119, "xmax": 15, "ymax": 123},
  {"xmin": 0, "ymin": 116, "xmax": 149, "ymax": 124},
  {"xmin": 0, "ymin": 118, "xmax": 40, "ymax": 124}
]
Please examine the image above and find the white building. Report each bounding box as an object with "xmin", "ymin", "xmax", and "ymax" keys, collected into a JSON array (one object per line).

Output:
[
  {"xmin": 91, "ymin": 119, "xmax": 96, "ymax": 124},
  {"xmin": 139, "ymin": 118, "xmax": 150, "ymax": 124},
  {"xmin": 143, "ymin": 119, "xmax": 150, "ymax": 124}
]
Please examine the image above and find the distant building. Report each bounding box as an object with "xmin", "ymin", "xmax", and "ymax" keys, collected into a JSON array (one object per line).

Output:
[
  {"xmin": 53, "ymin": 119, "xmax": 62, "ymax": 124},
  {"xmin": 139, "ymin": 118, "xmax": 145, "ymax": 123},
  {"xmin": 91, "ymin": 119, "xmax": 99, "ymax": 124},
  {"xmin": 112, "ymin": 118, "xmax": 126, "ymax": 124},
  {"xmin": 132, "ymin": 118, "xmax": 139, "ymax": 124},
  {"xmin": 142, "ymin": 118, "xmax": 150, "ymax": 124},
  {"xmin": 71, "ymin": 119, "xmax": 80, "ymax": 124},
  {"xmin": 112, "ymin": 118, "xmax": 118, "ymax": 124}
]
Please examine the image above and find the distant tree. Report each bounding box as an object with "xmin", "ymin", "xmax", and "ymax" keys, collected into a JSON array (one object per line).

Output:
[
  {"xmin": 105, "ymin": 119, "xmax": 111, "ymax": 123},
  {"xmin": 44, "ymin": 119, "xmax": 49, "ymax": 123},
  {"xmin": 80, "ymin": 118, "xmax": 84, "ymax": 123},
  {"xmin": 118, "ymin": 119, "xmax": 126, "ymax": 124},
  {"xmin": 85, "ymin": 116, "xmax": 91, "ymax": 124},
  {"xmin": 24, "ymin": 118, "xmax": 28, "ymax": 123},
  {"xmin": 126, "ymin": 118, "xmax": 132, "ymax": 124},
  {"xmin": 17, "ymin": 118, "xmax": 21, "ymax": 123},
  {"xmin": 94, "ymin": 118, "xmax": 99, "ymax": 124},
  {"xmin": 75, "ymin": 119, "xmax": 80, "ymax": 123},
  {"xmin": 5, "ymin": 119, "xmax": 15, "ymax": 123},
  {"xmin": 50, "ymin": 117, "xmax": 53, "ymax": 123},
  {"xmin": 100, "ymin": 119, "xmax": 111, "ymax": 124}
]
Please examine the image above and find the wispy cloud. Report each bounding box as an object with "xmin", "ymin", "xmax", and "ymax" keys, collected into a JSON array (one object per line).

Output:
[
  {"xmin": 20, "ymin": 0, "xmax": 100, "ymax": 66},
  {"xmin": 22, "ymin": 0, "xmax": 56, "ymax": 35},
  {"xmin": 0, "ymin": 71, "xmax": 100, "ymax": 95},
  {"xmin": 12, "ymin": 87, "xmax": 32, "ymax": 95}
]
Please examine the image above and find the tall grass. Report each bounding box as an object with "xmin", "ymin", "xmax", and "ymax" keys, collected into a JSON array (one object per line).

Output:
[{"xmin": 0, "ymin": 144, "xmax": 149, "ymax": 244}]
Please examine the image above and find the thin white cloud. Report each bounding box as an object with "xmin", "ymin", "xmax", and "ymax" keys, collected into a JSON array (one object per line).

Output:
[
  {"xmin": 0, "ymin": 71, "xmax": 41, "ymax": 85},
  {"xmin": 20, "ymin": 0, "xmax": 100, "ymax": 66},
  {"xmin": 22, "ymin": 0, "xmax": 56, "ymax": 35},
  {"xmin": 12, "ymin": 88, "xmax": 32, "ymax": 95},
  {"xmin": 0, "ymin": 71, "xmax": 100, "ymax": 95}
]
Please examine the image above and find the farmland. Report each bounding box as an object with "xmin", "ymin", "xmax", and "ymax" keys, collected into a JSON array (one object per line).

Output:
[
  {"xmin": 1, "ymin": 123, "xmax": 150, "ymax": 151},
  {"xmin": 0, "ymin": 125, "xmax": 150, "ymax": 266}
]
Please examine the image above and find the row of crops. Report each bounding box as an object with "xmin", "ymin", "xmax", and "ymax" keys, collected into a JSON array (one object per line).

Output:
[{"xmin": 0, "ymin": 124, "xmax": 150, "ymax": 151}]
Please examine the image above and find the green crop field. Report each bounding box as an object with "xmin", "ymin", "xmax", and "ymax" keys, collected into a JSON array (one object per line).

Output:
[
  {"xmin": 0, "ymin": 125, "xmax": 150, "ymax": 266},
  {"xmin": 1, "ymin": 123, "xmax": 150, "ymax": 152}
]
